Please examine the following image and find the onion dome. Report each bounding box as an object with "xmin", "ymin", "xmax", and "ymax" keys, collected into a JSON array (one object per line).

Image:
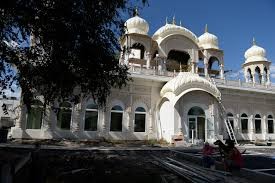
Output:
[
  {"xmin": 244, "ymin": 38, "xmax": 267, "ymax": 63},
  {"xmin": 198, "ymin": 24, "xmax": 219, "ymax": 49},
  {"xmin": 124, "ymin": 8, "xmax": 149, "ymax": 35},
  {"xmin": 152, "ymin": 16, "xmax": 198, "ymax": 44}
]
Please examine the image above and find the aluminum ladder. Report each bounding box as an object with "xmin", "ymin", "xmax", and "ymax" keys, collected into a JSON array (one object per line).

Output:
[{"xmin": 210, "ymin": 78, "xmax": 238, "ymax": 145}]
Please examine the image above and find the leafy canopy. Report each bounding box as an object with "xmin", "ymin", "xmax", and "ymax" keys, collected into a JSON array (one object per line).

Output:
[{"xmin": 0, "ymin": 0, "xmax": 147, "ymax": 110}]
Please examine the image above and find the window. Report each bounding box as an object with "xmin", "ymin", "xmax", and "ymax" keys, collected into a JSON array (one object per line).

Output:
[
  {"xmin": 227, "ymin": 113, "xmax": 234, "ymax": 129},
  {"xmin": 188, "ymin": 106, "xmax": 205, "ymax": 116},
  {"xmin": 267, "ymin": 115, "xmax": 274, "ymax": 134},
  {"xmin": 26, "ymin": 100, "xmax": 43, "ymax": 129},
  {"xmin": 254, "ymin": 114, "xmax": 261, "ymax": 134},
  {"xmin": 57, "ymin": 102, "xmax": 72, "ymax": 130},
  {"xmin": 241, "ymin": 113, "xmax": 248, "ymax": 133},
  {"xmin": 134, "ymin": 107, "xmax": 146, "ymax": 132},
  {"xmin": 84, "ymin": 104, "xmax": 98, "ymax": 131},
  {"xmin": 110, "ymin": 105, "xmax": 123, "ymax": 131}
]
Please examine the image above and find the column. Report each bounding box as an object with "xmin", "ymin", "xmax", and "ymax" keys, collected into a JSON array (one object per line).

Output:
[
  {"xmin": 191, "ymin": 62, "xmax": 196, "ymax": 73},
  {"xmin": 252, "ymin": 72, "xmax": 256, "ymax": 84},
  {"xmin": 71, "ymin": 103, "xmax": 82, "ymax": 132},
  {"xmin": 266, "ymin": 71, "xmax": 271, "ymax": 85},
  {"xmin": 261, "ymin": 72, "xmax": 266, "ymax": 84},
  {"xmin": 119, "ymin": 51, "xmax": 124, "ymax": 65},
  {"xmin": 146, "ymin": 51, "xmax": 151, "ymax": 69},
  {"xmin": 220, "ymin": 64, "xmax": 225, "ymax": 79},
  {"xmin": 125, "ymin": 107, "xmax": 131, "ymax": 132},
  {"xmin": 244, "ymin": 71, "xmax": 249, "ymax": 83},
  {"xmin": 177, "ymin": 114, "xmax": 183, "ymax": 136},
  {"xmin": 262, "ymin": 115, "xmax": 267, "ymax": 140},
  {"xmin": 102, "ymin": 106, "xmax": 109, "ymax": 132},
  {"xmin": 149, "ymin": 110, "xmax": 153, "ymax": 134},
  {"xmin": 42, "ymin": 106, "xmax": 56, "ymax": 138},
  {"xmin": 203, "ymin": 51, "xmax": 209, "ymax": 77},
  {"xmin": 124, "ymin": 52, "xmax": 129, "ymax": 65},
  {"xmin": 249, "ymin": 115, "xmax": 254, "ymax": 140},
  {"xmin": 41, "ymin": 106, "xmax": 51, "ymax": 131},
  {"xmin": 15, "ymin": 104, "xmax": 26, "ymax": 129},
  {"xmin": 235, "ymin": 114, "xmax": 240, "ymax": 136}
]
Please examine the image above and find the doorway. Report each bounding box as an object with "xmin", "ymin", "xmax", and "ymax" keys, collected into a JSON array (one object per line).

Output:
[{"xmin": 188, "ymin": 107, "xmax": 206, "ymax": 141}]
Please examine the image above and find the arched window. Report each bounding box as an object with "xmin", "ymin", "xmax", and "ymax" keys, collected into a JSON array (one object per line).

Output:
[
  {"xmin": 110, "ymin": 105, "xmax": 123, "ymax": 131},
  {"xmin": 227, "ymin": 112, "xmax": 234, "ymax": 129},
  {"xmin": 134, "ymin": 107, "xmax": 146, "ymax": 132},
  {"xmin": 84, "ymin": 103, "xmax": 98, "ymax": 131},
  {"xmin": 264, "ymin": 67, "xmax": 268, "ymax": 82},
  {"xmin": 57, "ymin": 102, "xmax": 72, "ymax": 130},
  {"xmin": 188, "ymin": 106, "xmax": 205, "ymax": 116},
  {"xmin": 241, "ymin": 113, "xmax": 248, "ymax": 133},
  {"xmin": 247, "ymin": 68, "xmax": 252, "ymax": 82},
  {"xmin": 26, "ymin": 100, "xmax": 43, "ymax": 129},
  {"xmin": 197, "ymin": 58, "xmax": 205, "ymax": 76},
  {"xmin": 267, "ymin": 115, "xmax": 274, "ymax": 134},
  {"xmin": 254, "ymin": 114, "xmax": 261, "ymax": 134},
  {"xmin": 129, "ymin": 43, "xmax": 145, "ymax": 59},
  {"xmin": 208, "ymin": 56, "xmax": 220, "ymax": 78},
  {"xmin": 255, "ymin": 66, "xmax": 261, "ymax": 84}
]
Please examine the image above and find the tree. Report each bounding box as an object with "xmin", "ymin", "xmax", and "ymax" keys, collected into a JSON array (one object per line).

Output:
[{"xmin": 0, "ymin": 0, "xmax": 147, "ymax": 110}]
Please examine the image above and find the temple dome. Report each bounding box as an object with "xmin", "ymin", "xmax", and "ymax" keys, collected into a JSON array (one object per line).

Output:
[
  {"xmin": 152, "ymin": 21, "xmax": 198, "ymax": 44},
  {"xmin": 124, "ymin": 14, "xmax": 149, "ymax": 35},
  {"xmin": 198, "ymin": 25, "xmax": 219, "ymax": 49},
  {"xmin": 244, "ymin": 39, "xmax": 267, "ymax": 63}
]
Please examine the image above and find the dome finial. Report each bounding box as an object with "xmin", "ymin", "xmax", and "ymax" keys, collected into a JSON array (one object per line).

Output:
[
  {"xmin": 166, "ymin": 17, "xmax": 168, "ymax": 24},
  {"xmin": 179, "ymin": 63, "xmax": 182, "ymax": 72},
  {"xmin": 205, "ymin": 24, "xmax": 208, "ymax": 33},
  {"xmin": 179, "ymin": 20, "xmax": 182, "ymax": 26},
  {"xmin": 172, "ymin": 15, "xmax": 176, "ymax": 25},
  {"xmin": 133, "ymin": 7, "xmax": 139, "ymax": 16},
  {"xmin": 253, "ymin": 37, "xmax": 256, "ymax": 45}
]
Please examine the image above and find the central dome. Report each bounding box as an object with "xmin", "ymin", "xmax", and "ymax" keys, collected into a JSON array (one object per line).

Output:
[
  {"xmin": 244, "ymin": 39, "xmax": 267, "ymax": 63},
  {"xmin": 152, "ymin": 22, "xmax": 198, "ymax": 44}
]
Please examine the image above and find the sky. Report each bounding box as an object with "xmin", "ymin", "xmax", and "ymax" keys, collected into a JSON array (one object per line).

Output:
[{"xmin": 132, "ymin": 0, "xmax": 275, "ymax": 81}]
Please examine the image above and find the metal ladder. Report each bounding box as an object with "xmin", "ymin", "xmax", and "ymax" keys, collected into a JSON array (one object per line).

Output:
[
  {"xmin": 218, "ymin": 100, "xmax": 238, "ymax": 145},
  {"xmin": 210, "ymin": 78, "xmax": 238, "ymax": 145}
]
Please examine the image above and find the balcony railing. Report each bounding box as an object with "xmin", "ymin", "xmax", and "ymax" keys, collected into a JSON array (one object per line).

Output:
[{"xmin": 128, "ymin": 64, "xmax": 275, "ymax": 92}]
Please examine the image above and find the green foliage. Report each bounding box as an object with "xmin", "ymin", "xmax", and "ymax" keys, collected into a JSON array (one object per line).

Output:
[{"xmin": 0, "ymin": 0, "xmax": 147, "ymax": 110}]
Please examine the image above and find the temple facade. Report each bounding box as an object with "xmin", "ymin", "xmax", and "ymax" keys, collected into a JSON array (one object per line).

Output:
[{"xmin": 11, "ymin": 11, "xmax": 275, "ymax": 144}]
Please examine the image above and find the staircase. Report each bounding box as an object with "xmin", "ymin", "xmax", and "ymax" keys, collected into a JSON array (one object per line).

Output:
[{"xmin": 210, "ymin": 78, "xmax": 238, "ymax": 145}]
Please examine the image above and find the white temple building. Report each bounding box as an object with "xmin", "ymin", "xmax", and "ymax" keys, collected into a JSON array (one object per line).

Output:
[{"xmin": 11, "ymin": 11, "xmax": 275, "ymax": 144}]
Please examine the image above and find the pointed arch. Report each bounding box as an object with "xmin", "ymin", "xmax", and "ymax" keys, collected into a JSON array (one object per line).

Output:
[{"xmin": 255, "ymin": 66, "xmax": 261, "ymax": 83}]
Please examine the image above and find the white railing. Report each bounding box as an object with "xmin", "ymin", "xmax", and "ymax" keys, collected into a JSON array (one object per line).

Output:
[{"xmin": 129, "ymin": 65, "xmax": 275, "ymax": 92}]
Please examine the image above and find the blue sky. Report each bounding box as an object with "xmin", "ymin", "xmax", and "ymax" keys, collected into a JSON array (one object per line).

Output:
[{"xmin": 132, "ymin": 0, "xmax": 275, "ymax": 80}]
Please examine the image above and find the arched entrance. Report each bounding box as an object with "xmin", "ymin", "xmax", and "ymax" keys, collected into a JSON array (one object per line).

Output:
[
  {"xmin": 188, "ymin": 106, "xmax": 206, "ymax": 141},
  {"xmin": 166, "ymin": 50, "xmax": 190, "ymax": 72}
]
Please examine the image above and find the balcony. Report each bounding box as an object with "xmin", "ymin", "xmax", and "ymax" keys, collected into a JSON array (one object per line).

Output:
[{"xmin": 128, "ymin": 63, "xmax": 275, "ymax": 93}]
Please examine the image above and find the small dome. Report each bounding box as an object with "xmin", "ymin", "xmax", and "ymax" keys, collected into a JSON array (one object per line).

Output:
[
  {"xmin": 244, "ymin": 38, "xmax": 267, "ymax": 63},
  {"xmin": 152, "ymin": 21, "xmax": 198, "ymax": 44},
  {"xmin": 124, "ymin": 11, "xmax": 149, "ymax": 35},
  {"xmin": 198, "ymin": 25, "xmax": 219, "ymax": 49}
]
